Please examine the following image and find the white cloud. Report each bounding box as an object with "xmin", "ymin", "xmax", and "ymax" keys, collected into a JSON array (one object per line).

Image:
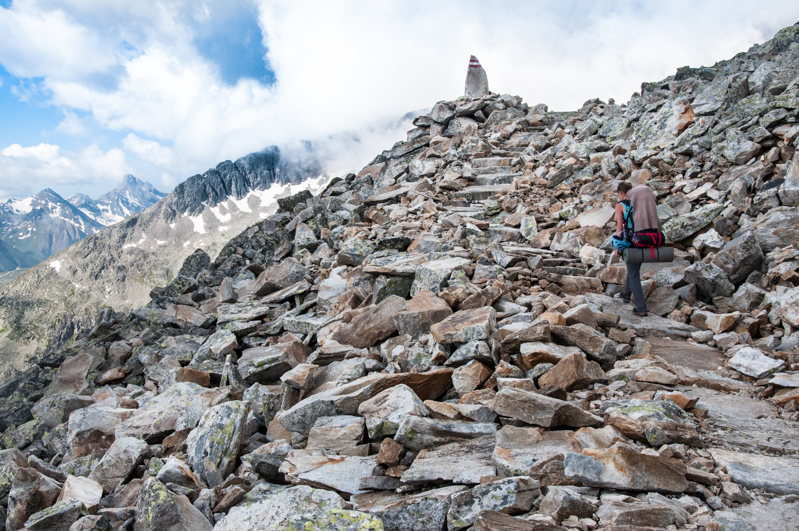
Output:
[
  {"xmin": 56, "ymin": 111, "xmax": 88, "ymax": 136},
  {"xmin": 0, "ymin": 143, "xmax": 131, "ymax": 198},
  {"xmin": 0, "ymin": 0, "xmax": 798, "ymax": 201},
  {"xmin": 122, "ymin": 133, "xmax": 174, "ymax": 167}
]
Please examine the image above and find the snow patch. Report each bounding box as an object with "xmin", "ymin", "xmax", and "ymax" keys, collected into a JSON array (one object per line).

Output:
[
  {"xmin": 219, "ymin": 226, "xmax": 229, "ymax": 232},
  {"xmin": 49, "ymin": 260, "xmax": 61, "ymax": 272},
  {"xmin": 229, "ymin": 195, "xmax": 252, "ymax": 214},
  {"xmin": 188, "ymin": 214, "xmax": 206, "ymax": 234},
  {"xmin": 156, "ymin": 240, "xmax": 166, "ymax": 245},
  {"xmin": 210, "ymin": 205, "xmax": 232, "ymax": 223}
]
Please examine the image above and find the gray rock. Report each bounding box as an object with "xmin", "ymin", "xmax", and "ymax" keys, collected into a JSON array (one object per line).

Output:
[
  {"xmin": 710, "ymin": 449, "xmax": 799, "ymax": 495},
  {"xmin": 492, "ymin": 426, "xmax": 584, "ymax": 478},
  {"xmin": 24, "ymin": 499, "xmax": 83, "ymax": 531},
  {"xmin": 446, "ymin": 476, "xmax": 540, "ymax": 530},
  {"xmin": 564, "ymin": 447, "xmax": 688, "ymax": 493},
  {"xmin": 663, "ymin": 203, "xmax": 725, "ymax": 242},
  {"xmin": 712, "ymin": 231, "xmax": 764, "ymax": 285},
  {"xmin": 306, "ymin": 415, "xmax": 364, "ymax": 452},
  {"xmin": 727, "ymin": 347, "xmax": 784, "ymax": 378},
  {"xmin": 410, "ymin": 258, "xmax": 471, "ymax": 297},
  {"xmin": 280, "ymin": 370, "xmax": 453, "ymax": 436},
  {"xmin": 494, "ymin": 388, "xmax": 603, "ymax": 428},
  {"xmin": 683, "ymin": 261, "xmax": 735, "ymax": 301},
  {"xmin": 401, "ymin": 435, "xmax": 497, "ymax": 485},
  {"xmin": 357, "ymin": 384, "xmax": 429, "ymax": 439},
  {"xmin": 238, "ymin": 340, "xmax": 307, "ymax": 385},
  {"xmin": 394, "ymin": 415, "xmax": 496, "ymax": 452},
  {"xmin": 135, "ymin": 478, "xmax": 212, "ymax": 531},
  {"xmin": 596, "ymin": 500, "xmax": 682, "ymax": 528},
  {"xmin": 7, "ymin": 468, "xmax": 61, "ymax": 531},
  {"xmin": 730, "ymin": 283, "xmax": 767, "ymax": 312},
  {"xmin": 115, "ymin": 383, "xmax": 206, "ymax": 442},
  {"xmin": 722, "ymin": 129, "xmax": 761, "ymax": 164},
  {"xmin": 279, "ymin": 450, "xmax": 379, "ymax": 499},
  {"xmin": 186, "ymin": 401, "xmax": 247, "ymax": 487},
  {"xmin": 188, "ymin": 329, "xmax": 237, "ymax": 375},
  {"xmin": 445, "ymin": 340, "xmax": 493, "ymax": 367},
  {"xmin": 88, "ymin": 437, "xmax": 148, "ymax": 494},
  {"xmin": 352, "ymin": 485, "xmax": 466, "ymax": 531},
  {"xmin": 550, "ymin": 324, "xmax": 617, "ymax": 369},
  {"xmin": 337, "ymin": 237, "xmax": 375, "ymax": 266},
  {"xmin": 539, "ymin": 486, "xmax": 597, "ymax": 522}
]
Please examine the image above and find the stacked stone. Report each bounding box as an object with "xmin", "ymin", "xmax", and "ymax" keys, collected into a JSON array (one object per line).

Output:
[{"xmin": 1, "ymin": 21, "xmax": 799, "ymax": 531}]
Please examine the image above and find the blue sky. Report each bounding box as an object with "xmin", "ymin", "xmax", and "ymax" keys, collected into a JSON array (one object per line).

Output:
[{"xmin": 0, "ymin": 0, "xmax": 797, "ymax": 202}]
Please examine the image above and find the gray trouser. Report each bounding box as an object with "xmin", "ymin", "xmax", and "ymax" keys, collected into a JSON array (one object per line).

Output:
[{"xmin": 622, "ymin": 261, "xmax": 647, "ymax": 313}]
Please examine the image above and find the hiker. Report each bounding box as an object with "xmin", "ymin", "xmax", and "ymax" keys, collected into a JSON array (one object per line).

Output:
[{"xmin": 614, "ymin": 182, "xmax": 660, "ymax": 317}]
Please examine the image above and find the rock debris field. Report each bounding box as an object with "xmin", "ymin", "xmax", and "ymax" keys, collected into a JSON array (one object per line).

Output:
[{"xmin": 2, "ymin": 22, "xmax": 799, "ymax": 531}]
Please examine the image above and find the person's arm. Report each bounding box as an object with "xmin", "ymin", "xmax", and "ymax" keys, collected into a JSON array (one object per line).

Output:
[{"xmin": 615, "ymin": 203, "xmax": 624, "ymax": 235}]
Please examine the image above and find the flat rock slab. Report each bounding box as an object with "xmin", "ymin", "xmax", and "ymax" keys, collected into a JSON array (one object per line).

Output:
[
  {"xmin": 401, "ymin": 435, "xmax": 496, "ymax": 485},
  {"xmin": 351, "ymin": 485, "xmax": 467, "ymax": 531},
  {"xmin": 687, "ymin": 387, "xmax": 799, "ymax": 453},
  {"xmin": 713, "ymin": 497, "xmax": 799, "ymax": 531},
  {"xmin": 279, "ymin": 450, "xmax": 380, "ymax": 500},
  {"xmin": 584, "ymin": 293, "xmax": 698, "ymax": 339},
  {"xmin": 710, "ymin": 449, "xmax": 799, "ymax": 495},
  {"xmin": 647, "ymin": 337, "xmax": 725, "ymax": 372},
  {"xmin": 564, "ymin": 447, "xmax": 688, "ymax": 494},
  {"xmin": 280, "ymin": 369, "xmax": 453, "ymax": 435},
  {"xmin": 492, "ymin": 426, "xmax": 582, "ymax": 478}
]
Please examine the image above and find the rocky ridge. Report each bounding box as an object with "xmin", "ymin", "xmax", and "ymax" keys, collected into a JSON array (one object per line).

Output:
[
  {"xmin": 0, "ymin": 145, "xmax": 325, "ymax": 383},
  {"xmin": 1, "ymin": 23, "xmax": 799, "ymax": 531}
]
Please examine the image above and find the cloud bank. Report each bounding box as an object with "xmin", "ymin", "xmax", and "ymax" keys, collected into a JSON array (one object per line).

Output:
[{"xmin": 0, "ymin": 0, "xmax": 797, "ymax": 200}]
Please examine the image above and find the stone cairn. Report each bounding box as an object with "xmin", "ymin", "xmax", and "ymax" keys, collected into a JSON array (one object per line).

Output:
[
  {"xmin": 1, "ymin": 21, "xmax": 799, "ymax": 531},
  {"xmin": 466, "ymin": 55, "xmax": 490, "ymax": 99}
]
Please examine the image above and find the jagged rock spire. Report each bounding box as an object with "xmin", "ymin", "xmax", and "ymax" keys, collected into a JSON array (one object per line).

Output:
[{"xmin": 465, "ymin": 55, "xmax": 489, "ymax": 98}]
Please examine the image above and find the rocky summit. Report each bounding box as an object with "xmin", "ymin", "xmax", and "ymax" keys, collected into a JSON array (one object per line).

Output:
[{"xmin": 1, "ymin": 22, "xmax": 798, "ymax": 531}]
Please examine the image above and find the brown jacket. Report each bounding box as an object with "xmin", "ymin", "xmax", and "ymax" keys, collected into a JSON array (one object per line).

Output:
[{"xmin": 627, "ymin": 185, "xmax": 659, "ymax": 231}]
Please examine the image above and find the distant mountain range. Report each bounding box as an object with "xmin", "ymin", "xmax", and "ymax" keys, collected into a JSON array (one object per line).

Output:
[{"xmin": 0, "ymin": 175, "xmax": 165, "ymax": 272}]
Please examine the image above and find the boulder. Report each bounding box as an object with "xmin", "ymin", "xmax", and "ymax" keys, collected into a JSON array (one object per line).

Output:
[
  {"xmin": 538, "ymin": 352, "xmax": 605, "ymax": 391},
  {"xmin": 136, "ymin": 478, "xmax": 213, "ymax": 531},
  {"xmin": 662, "ymin": 203, "xmax": 725, "ymax": 242},
  {"xmin": 238, "ymin": 339, "xmax": 307, "ymax": 384},
  {"xmin": 410, "ymin": 257, "xmax": 471, "ymax": 296},
  {"xmin": 709, "ymin": 449, "xmax": 799, "ymax": 495},
  {"xmin": 115, "ymin": 383, "xmax": 206, "ymax": 442},
  {"xmin": 564, "ymin": 446, "xmax": 688, "ymax": 493},
  {"xmin": 279, "ymin": 451, "xmax": 379, "ymax": 499},
  {"xmin": 539, "ymin": 486, "xmax": 597, "ymax": 522},
  {"xmin": 23, "ymin": 499, "xmax": 83, "ymax": 531},
  {"xmin": 357, "ymin": 384, "xmax": 429, "ymax": 439},
  {"xmin": 447, "ymin": 476, "xmax": 540, "ymax": 531},
  {"xmin": 401, "ymin": 435, "xmax": 497, "ymax": 485},
  {"xmin": 185, "ymin": 401, "xmax": 247, "ymax": 487},
  {"xmin": 727, "ymin": 347, "xmax": 784, "ymax": 378},
  {"xmin": 517, "ymin": 342, "xmax": 581, "ymax": 371},
  {"xmin": 603, "ymin": 399, "xmax": 700, "ymax": 446},
  {"xmin": 280, "ymin": 370, "xmax": 453, "ymax": 436},
  {"xmin": 306, "ymin": 415, "xmax": 364, "ymax": 452},
  {"xmin": 332, "ymin": 295, "xmax": 408, "ymax": 348},
  {"xmin": 711, "ymin": 231, "xmax": 764, "ymax": 285},
  {"xmin": 393, "ymin": 290, "xmax": 453, "ymax": 338},
  {"xmin": 494, "ymin": 388, "xmax": 603, "ymax": 428},
  {"xmin": 88, "ymin": 437, "xmax": 148, "ymax": 494},
  {"xmin": 596, "ymin": 500, "xmax": 683, "ymax": 528},
  {"xmin": 351, "ymin": 485, "xmax": 466, "ymax": 531},
  {"xmin": 452, "ymin": 360, "xmax": 492, "ymax": 394},
  {"xmin": 491, "ymin": 426, "xmax": 583, "ymax": 478},
  {"xmin": 431, "ymin": 307, "xmax": 496, "ymax": 344},
  {"xmin": 394, "ymin": 416, "xmax": 496, "ymax": 452},
  {"xmin": 7, "ymin": 468, "xmax": 61, "ymax": 531},
  {"xmin": 550, "ymin": 324, "xmax": 617, "ymax": 368},
  {"xmin": 683, "ymin": 261, "xmax": 735, "ymax": 301},
  {"xmin": 188, "ymin": 329, "xmax": 237, "ymax": 375}
]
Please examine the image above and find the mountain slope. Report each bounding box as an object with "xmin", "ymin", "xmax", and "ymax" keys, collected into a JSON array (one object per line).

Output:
[
  {"xmin": 0, "ymin": 144, "xmax": 326, "ymax": 380},
  {"xmin": 80, "ymin": 174, "xmax": 166, "ymax": 225},
  {"xmin": 0, "ymin": 189, "xmax": 105, "ymax": 265}
]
